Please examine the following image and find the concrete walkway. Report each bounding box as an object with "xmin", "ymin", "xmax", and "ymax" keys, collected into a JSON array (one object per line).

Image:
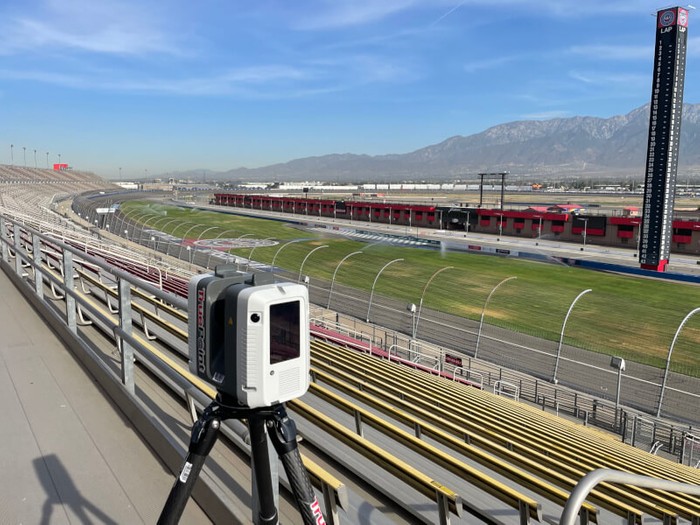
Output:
[{"xmin": 0, "ymin": 268, "xmax": 210, "ymax": 524}]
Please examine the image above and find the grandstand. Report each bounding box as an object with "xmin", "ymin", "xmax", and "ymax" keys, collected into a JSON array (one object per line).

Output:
[
  {"xmin": 1, "ymin": 174, "xmax": 699, "ymax": 523},
  {"xmin": 0, "ymin": 164, "xmax": 112, "ymax": 228}
]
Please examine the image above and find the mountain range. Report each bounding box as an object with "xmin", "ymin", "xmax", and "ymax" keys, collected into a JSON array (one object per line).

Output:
[{"xmin": 164, "ymin": 103, "xmax": 700, "ymax": 182}]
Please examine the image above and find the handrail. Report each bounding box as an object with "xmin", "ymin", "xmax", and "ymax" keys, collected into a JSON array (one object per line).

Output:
[{"xmin": 560, "ymin": 469, "xmax": 700, "ymax": 525}]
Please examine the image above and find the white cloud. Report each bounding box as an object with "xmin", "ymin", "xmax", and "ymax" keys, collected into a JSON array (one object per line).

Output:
[
  {"xmin": 569, "ymin": 70, "xmax": 647, "ymax": 86},
  {"xmin": 293, "ymin": 0, "xmax": 421, "ymax": 30},
  {"xmin": 0, "ymin": 52, "xmax": 411, "ymax": 99},
  {"xmin": 0, "ymin": 0, "xmax": 184, "ymax": 56},
  {"xmin": 463, "ymin": 55, "xmax": 517, "ymax": 74}
]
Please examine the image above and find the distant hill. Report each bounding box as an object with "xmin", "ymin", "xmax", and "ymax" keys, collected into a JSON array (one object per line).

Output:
[{"xmin": 165, "ymin": 103, "xmax": 700, "ymax": 182}]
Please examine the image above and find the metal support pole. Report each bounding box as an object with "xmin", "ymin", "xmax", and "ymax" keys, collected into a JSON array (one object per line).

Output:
[
  {"xmin": 475, "ymin": 276, "xmax": 517, "ymax": 358},
  {"xmin": 479, "ymin": 173, "xmax": 484, "ymax": 208},
  {"xmin": 63, "ymin": 250, "xmax": 76, "ymax": 333},
  {"xmin": 118, "ymin": 277, "xmax": 135, "ymax": 395},
  {"xmin": 553, "ymin": 288, "xmax": 592, "ymax": 384},
  {"xmin": 328, "ymin": 251, "xmax": 363, "ymax": 309},
  {"xmin": 14, "ymin": 224, "xmax": 23, "ymax": 276},
  {"xmin": 415, "ymin": 266, "xmax": 453, "ymax": 340},
  {"xmin": 657, "ymin": 306, "xmax": 700, "ymax": 417},
  {"xmin": 298, "ymin": 245, "xmax": 328, "ymax": 283},
  {"xmin": 0, "ymin": 217, "xmax": 8, "ymax": 262},
  {"xmin": 366, "ymin": 258, "xmax": 403, "ymax": 323},
  {"xmin": 33, "ymin": 233, "xmax": 43, "ymax": 299},
  {"xmin": 500, "ymin": 172, "xmax": 505, "ymax": 212}
]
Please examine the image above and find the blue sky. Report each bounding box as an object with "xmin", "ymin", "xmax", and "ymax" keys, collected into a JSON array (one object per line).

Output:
[{"xmin": 1, "ymin": 0, "xmax": 699, "ymax": 179}]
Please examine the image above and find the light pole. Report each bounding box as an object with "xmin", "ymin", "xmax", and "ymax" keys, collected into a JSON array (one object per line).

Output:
[
  {"xmin": 195, "ymin": 225, "xmax": 219, "ymax": 246},
  {"xmin": 657, "ymin": 306, "xmax": 700, "ymax": 417},
  {"xmin": 33, "ymin": 149, "xmax": 37, "ymax": 168},
  {"xmin": 366, "ymin": 258, "xmax": 403, "ymax": 323},
  {"xmin": 270, "ymin": 239, "xmax": 307, "ymax": 277},
  {"xmin": 475, "ymin": 276, "xmax": 517, "ymax": 358},
  {"xmin": 552, "ymin": 288, "xmax": 593, "ymax": 384},
  {"xmin": 22, "ymin": 146, "xmax": 26, "ymax": 166},
  {"xmin": 150, "ymin": 215, "xmax": 174, "ymax": 232},
  {"xmin": 581, "ymin": 218, "xmax": 589, "ymax": 250},
  {"xmin": 205, "ymin": 229, "xmax": 240, "ymax": 269},
  {"xmin": 153, "ymin": 219, "xmax": 181, "ymax": 243},
  {"xmin": 236, "ymin": 232, "xmax": 254, "ymax": 242},
  {"xmin": 139, "ymin": 213, "xmax": 166, "ymax": 237},
  {"xmin": 129, "ymin": 211, "xmax": 155, "ymax": 241},
  {"xmin": 327, "ymin": 251, "xmax": 363, "ymax": 309},
  {"xmin": 497, "ymin": 213, "xmax": 503, "ymax": 240},
  {"xmin": 298, "ymin": 245, "xmax": 328, "ymax": 283},
  {"xmin": 10, "ymin": 144, "xmax": 13, "ymax": 165},
  {"xmin": 414, "ymin": 266, "xmax": 454, "ymax": 339},
  {"xmin": 116, "ymin": 208, "xmax": 139, "ymax": 235},
  {"xmin": 246, "ymin": 237, "xmax": 275, "ymax": 271},
  {"xmin": 178, "ymin": 224, "xmax": 204, "ymax": 259},
  {"xmin": 465, "ymin": 210, "xmax": 470, "ymax": 233}
]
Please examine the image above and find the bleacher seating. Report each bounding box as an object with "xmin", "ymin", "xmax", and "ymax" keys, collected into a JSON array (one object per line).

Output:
[
  {"xmin": 309, "ymin": 338, "xmax": 700, "ymax": 523},
  {"xmin": 0, "ymin": 163, "xmax": 114, "ymax": 238}
]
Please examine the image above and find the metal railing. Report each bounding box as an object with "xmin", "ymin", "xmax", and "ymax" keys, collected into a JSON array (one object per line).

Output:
[
  {"xmin": 0, "ymin": 215, "xmax": 347, "ymax": 524},
  {"xmin": 560, "ymin": 469, "xmax": 700, "ymax": 525}
]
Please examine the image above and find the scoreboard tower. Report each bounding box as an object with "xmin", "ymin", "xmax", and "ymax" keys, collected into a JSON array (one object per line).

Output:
[{"xmin": 640, "ymin": 6, "xmax": 689, "ymax": 272}]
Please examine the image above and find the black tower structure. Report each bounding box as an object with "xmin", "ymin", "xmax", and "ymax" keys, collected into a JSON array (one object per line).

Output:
[{"xmin": 640, "ymin": 6, "xmax": 689, "ymax": 272}]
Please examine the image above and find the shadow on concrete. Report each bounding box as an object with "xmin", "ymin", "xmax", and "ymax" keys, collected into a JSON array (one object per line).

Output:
[{"xmin": 33, "ymin": 454, "xmax": 118, "ymax": 525}]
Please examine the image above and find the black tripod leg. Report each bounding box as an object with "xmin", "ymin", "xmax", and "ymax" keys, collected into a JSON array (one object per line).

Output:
[
  {"xmin": 249, "ymin": 413, "xmax": 278, "ymax": 524},
  {"xmin": 158, "ymin": 407, "xmax": 222, "ymax": 525},
  {"xmin": 267, "ymin": 404, "xmax": 326, "ymax": 525}
]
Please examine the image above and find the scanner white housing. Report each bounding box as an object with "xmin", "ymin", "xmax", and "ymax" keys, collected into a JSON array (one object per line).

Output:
[
  {"xmin": 188, "ymin": 269, "xmax": 309, "ymax": 408},
  {"xmin": 234, "ymin": 283, "xmax": 310, "ymax": 408}
]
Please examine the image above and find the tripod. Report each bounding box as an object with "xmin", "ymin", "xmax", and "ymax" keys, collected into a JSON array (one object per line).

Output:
[{"xmin": 158, "ymin": 395, "xmax": 325, "ymax": 525}]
